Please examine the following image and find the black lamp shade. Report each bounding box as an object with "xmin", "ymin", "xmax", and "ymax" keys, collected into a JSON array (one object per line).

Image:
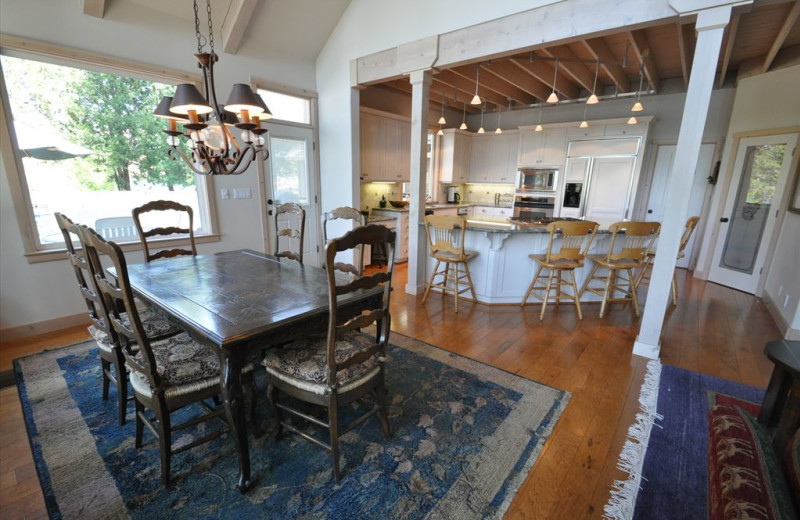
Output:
[
  {"xmin": 224, "ymin": 84, "xmax": 265, "ymax": 115},
  {"xmin": 154, "ymin": 96, "xmax": 189, "ymax": 121},
  {"xmin": 170, "ymin": 84, "xmax": 213, "ymax": 115},
  {"xmin": 256, "ymin": 93, "xmax": 273, "ymax": 120}
]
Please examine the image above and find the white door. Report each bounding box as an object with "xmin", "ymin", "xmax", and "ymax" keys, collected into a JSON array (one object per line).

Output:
[
  {"xmin": 584, "ymin": 156, "xmax": 637, "ymax": 228},
  {"xmin": 259, "ymin": 124, "xmax": 320, "ymax": 266},
  {"xmin": 708, "ymin": 133, "xmax": 797, "ymax": 293},
  {"xmin": 646, "ymin": 143, "xmax": 715, "ymax": 268}
]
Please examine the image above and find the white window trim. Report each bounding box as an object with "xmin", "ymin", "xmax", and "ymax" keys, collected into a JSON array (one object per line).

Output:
[{"xmin": 0, "ymin": 34, "xmax": 220, "ymax": 262}]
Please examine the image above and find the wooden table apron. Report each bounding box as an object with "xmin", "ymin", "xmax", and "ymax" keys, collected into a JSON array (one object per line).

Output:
[{"xmin": 123, "ymin": 249, "xmax": 383, "ymax": 492}]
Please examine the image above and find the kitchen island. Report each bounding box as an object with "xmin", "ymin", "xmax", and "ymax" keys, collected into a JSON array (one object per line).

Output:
[{"xmin": 423, "ymin": 217, "xmax": 617, "ymax": 305}]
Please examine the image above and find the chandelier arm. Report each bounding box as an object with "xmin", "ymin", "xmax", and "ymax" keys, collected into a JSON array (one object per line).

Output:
[
  {"xmin": 223, "ymin": 123, "xmax": 241, "ymax": 154},
  {"xmin": 167, "ymin": 146, "xmax": 212, "ymax": 175}
]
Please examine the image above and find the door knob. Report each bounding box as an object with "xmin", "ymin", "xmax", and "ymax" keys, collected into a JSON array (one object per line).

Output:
[
  {"xmin": 647, "ymin": 209, "xmax": 653, "ymax": 214},
  {"xmin": 720, "ymin": 217, "xmax": 729, "ymax": 223},
  {"xmin": 267, "ymin": 199, "xmax": 274, "ymax": 205}
]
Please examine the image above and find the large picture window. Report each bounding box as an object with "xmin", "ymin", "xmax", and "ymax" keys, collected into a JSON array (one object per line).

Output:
[{"xmin": 0, "ymin": 45, "xmax": 216, "ymax": 255}]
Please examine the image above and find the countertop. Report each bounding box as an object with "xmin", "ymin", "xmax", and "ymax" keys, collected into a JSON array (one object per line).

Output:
[
  {"xmin": 413, "ymin": 216, "xmax": 612, "ymax": 234},
  {"xmin": 372, "ymin": 202, "xmax": 513, "ymax": 213}
]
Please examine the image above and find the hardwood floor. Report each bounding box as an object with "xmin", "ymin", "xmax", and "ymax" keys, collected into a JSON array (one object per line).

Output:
[{"xmin": 0, "ymin": 266, "xmax": 780, "ymax": 519}]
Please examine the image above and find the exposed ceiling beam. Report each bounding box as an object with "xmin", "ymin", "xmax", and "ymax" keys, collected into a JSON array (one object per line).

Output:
[
  {"xmin": 676, "ymin": 22, "xmax": 696, "ymax": 89},
  {"xmin": 539, "ymin": 46, "xmax": 596, "ymax": 92},
  {"xmin": 717, "ymin": 13, "xmax": 740, "ymax": 88},
  {"xmin": 221, "ymin": 0, "xmax": 259, "ymax": 54},
  {"xmin": 449, "ymin": 64, "xmax": 537, "ymax": 106},
  {"xmin": 82, "ymin": 0, "xmax": 108, "ymax": 18},
  {"xmin": 508, "ymin": 58, "xmax": 579, "ymax": 100},
  {"xmin": 480, "ymin": 59, "xmax": 553, "ymax": 103},
  {"xmin": 762, "ymin": 0, "xmax": 800, "ymax": 72},
  {"xmin": 582, "ymin": 38, "xmax": 631, "ymax": 92},
  {"xmin": 378, "ymin": 80, "xmax": 481, "ymax": 114},
  {"xmin": 627, "ymin": 30, "xmax": 660, "ymax": 91},
  {"xmin": 433, "ymin": 69, "xmax": 509, "ymax": 109}
]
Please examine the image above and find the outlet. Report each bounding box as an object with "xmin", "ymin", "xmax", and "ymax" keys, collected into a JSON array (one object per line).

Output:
[
  {"xmin": 233, "ymin": 188, "xmax": 252, "ymax": 199},
  {"xmin": 784, "ymin": 294, "xmax": 790, "ymax": 308},
  {"xmin": 220, "ymin": 188, "xmax": 230, "ymax": 199}
]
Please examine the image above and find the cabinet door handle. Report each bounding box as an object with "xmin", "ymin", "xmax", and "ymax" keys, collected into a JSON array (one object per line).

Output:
[{"xmin": 720, "ymin": 217, "xmax": 729, "ymax": 223}]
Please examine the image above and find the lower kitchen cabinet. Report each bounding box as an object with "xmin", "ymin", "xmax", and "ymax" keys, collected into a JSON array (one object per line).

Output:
[{"xmin": 371, "ymin": 210, "xmax": 409, "ymax": 262}]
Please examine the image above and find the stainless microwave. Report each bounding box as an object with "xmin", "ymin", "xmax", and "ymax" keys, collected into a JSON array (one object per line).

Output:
[{"xmin": 517, "ymin": 168, "xmax": 557, "ymax": 191}]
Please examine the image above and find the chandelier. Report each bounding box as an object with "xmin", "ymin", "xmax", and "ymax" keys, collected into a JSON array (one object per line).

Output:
[{"xmin": 153, "ymin": 0, "xmax": 271, "ymax": 175}]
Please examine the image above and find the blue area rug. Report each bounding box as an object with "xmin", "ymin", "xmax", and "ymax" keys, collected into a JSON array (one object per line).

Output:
[
  {"xmin": 632, "ymin": 364, "xmax": 765, "ymax": 519},
  {"xmin": 15, "ymin": 333, "xmax": 568, "ymax": 519}
]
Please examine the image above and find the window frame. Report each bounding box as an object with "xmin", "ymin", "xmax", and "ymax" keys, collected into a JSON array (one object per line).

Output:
[{"xmin": 0, "ymin": 34, "xmax": 220, "ymax": 263}]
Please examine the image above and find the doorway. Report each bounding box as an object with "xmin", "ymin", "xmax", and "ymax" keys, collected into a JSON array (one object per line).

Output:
[
  {"xmin": 707, "ymin": 133, "xmax": 797, "ymax": 294},
  {"xmin": 258, "ymin": 123, "xmax": 320, "ymax": 266}
]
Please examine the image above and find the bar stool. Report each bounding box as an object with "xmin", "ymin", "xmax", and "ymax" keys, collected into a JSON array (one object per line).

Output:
[
  {"xmin": 580, "ymin": 221, "xmax": 661, "ymax": 318},
  {"xmin": 421, "ymin": 215, "xmax": 478, "ymax": 313},
  {"xmin": 520, "ymin": 220, "xmax": 599, "ymax": 320},
  {"xmin": 635, "ymin": 216, "xmax": 699, "ymax": 306}
]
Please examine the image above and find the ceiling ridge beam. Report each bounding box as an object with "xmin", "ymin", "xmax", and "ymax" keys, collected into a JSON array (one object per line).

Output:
[
  {"xmin": 222, "ymin": 0, "xmax": 259, "ymax": 55},
  {"xmin": 762, "ymin": 0, "xmax": 800, "ymax": 73},
  {"xmin": 433, "ymin": 69, "xmax": 508, "ymax": 109},
  {"xmin": 481, "ymin": 59, "xmax": 553, "ymax": 102},
  {"xmin": 539, "ymin": 45, "xmax": 596, "ymax": 92},
  {"xmin": 583, "ymin": 38, "xmax": 631, "ymax": 92},
  {"xmin": 627, "ymin": 29, "xmax": 660, "ymax": 91},
  {"xmin": 449, "ymin": 64, "xmax": 537, "ymax": 106},
  {"xmin": 509, "ymin": 58, "xmax": 579, "ymax": 100}
]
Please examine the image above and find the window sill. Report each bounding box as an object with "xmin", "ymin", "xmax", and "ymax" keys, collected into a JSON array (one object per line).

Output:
[{"xmin": 23, "ymin": 234, "xmax": 222, "ymax": 264}]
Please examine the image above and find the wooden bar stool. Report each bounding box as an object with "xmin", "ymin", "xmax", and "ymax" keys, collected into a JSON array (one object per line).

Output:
[
  {"xmin": 521, "ymin": 220, "xmax": 599, "ymax": 320},
  {"xmin": 421, "ymin": 215, "xmax": 478, "ymax": 313},
  {"xmin": 580, "ymin": 221, "xmax": 661, "ymax": 318},
  {"xmin": 634, "ymin": 216, "xmax": 699, "ymax": 306}
]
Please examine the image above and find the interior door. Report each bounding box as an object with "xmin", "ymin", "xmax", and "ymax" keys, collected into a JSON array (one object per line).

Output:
[
  {"xmin": 708, "ymin": 133, "xmax": 797, "ymax": 293},
  {"xmin": 646, "ymin": 143, "xmax": 715, "ymax": 268},
  {"xmin": 259, "ymin": 124, "xmax": 320, "ymax": 266}
]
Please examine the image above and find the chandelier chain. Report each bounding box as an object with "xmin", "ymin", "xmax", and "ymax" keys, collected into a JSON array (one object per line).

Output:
[
  {"xmin": 206, "ymin": 0, "xmax": 215, "ymax": 53},
  {"xmin": 193, "ymin": 0, "xmax": 206, "ymax": 53}
]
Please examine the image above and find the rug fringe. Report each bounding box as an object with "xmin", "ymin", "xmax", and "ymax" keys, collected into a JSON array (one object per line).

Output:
[{"xmin": 602, "ymin": 358, "xmax": 662, "ymax": 520}]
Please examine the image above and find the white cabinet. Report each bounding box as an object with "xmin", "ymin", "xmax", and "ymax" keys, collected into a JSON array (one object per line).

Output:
[
  {"xmin": 517, "ymin": 127, "xmax": 567, "ymax": 168},
  {"xmin": 468, "ymin": 135, "xmax": 491, "ymax": 182},
  {"xmin": 472, "ymin": 206, "xmax": 512, "ymax": 218},
  {"xmin": 360, "ymin": 111, "xmax": 410, "ymax": 182},
  {"xmin": 584, "ymin": 156, "xmax": 637, "ymax": 228},
  {"xmin": 468, "ymin": 132, "xmax": 518, "ymax": 184},
  {"xmin": 431, "ymin": 207, "xmax": 460, "ymax": 216},
  {"xmin": 438, "ymin": 129, "xmax": 472, "ymax": 183}
]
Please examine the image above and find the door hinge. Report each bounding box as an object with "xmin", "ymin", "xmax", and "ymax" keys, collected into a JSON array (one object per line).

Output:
[
  {"xmin": 313, "ymin": 142, "xmax": 316, "ymax": 151},
  {"xmin": 760, "ymin": 267, "xmax": 763, "ymax": 274},
  {"xmin": 315, "ymin": 195, "xmax": 318, "ymax": 204},
  {"xmin": 316, "ymin": 245, "xmax": 319, "ymax": 253}
]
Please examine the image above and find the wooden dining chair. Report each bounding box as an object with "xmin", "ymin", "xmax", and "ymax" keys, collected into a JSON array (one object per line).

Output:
[
  {"xmin": 421, "ymin": 215, "xmax": 478, "ymax": 313},
  {"xmin": 635, "ymin": 216, "xmax": 699, "ymax": 306},
  {"xmin": 262, "ymin": 224, "xmax": 396, "ymax": 482},
  {"xmin": 321, "ymin": 206, "xmax": 365, "ymax": 276},
  {"xmin": 580, "ymin": 221, "xmax": 661, "ymax": 318},
  {"xmin": 275, "ymin": 202, "xmax": 305, "ymax": 264},
  {"xmin": 79, "ymin": 225, "xmax": 255, "ymax": 486},
  {"xmin": 54, "ymin": 213, "xmax": 179, "ymax": 425},
  {"xmin": 521, "ymin": 220, "xmax": 599, "ymax": 320},
  {"xmin": 132, "ymin": 200, "xmax": 197, "ymax": 263}
]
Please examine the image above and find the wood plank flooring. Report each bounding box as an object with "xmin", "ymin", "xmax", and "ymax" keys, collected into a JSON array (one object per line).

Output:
[{"xmin": 0, "ymin": 267, "xmax": 780, "ymax": 519}]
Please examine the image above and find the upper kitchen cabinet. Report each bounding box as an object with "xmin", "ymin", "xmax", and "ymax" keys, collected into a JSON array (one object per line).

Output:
[
  {"xmin": 517, "ymin": 127, "xmax": 567, "ymax": 168},
  {"xmin": 360, "ymin": 109, "xmax": 411, "ymax": 182},
  {"xmin": 468, "ymin": 131, "xmax": 519, "ymax": 184},
  {"xmin": 438, "ymin": 129, "xmax": 472, "ymax": 183}
]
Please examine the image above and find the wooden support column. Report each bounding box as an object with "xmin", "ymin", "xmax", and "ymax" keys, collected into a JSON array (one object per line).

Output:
[
  {"xmin": 405, "ymin": 69, "xmax": 432, "ymax": 295},
  {"xmin": 634, "ymin": 5, "xmax": 733, "ymax": 359}
]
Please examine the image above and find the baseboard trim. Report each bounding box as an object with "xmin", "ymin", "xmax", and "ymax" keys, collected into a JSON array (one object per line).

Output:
[
  {"xmin": 633, "ymin": 336, "xmax": 661, "ymax": 359},
  {"xmin": 762, "ymin": 292, "xmax": 796, "ymax": 340},
  {"xmin": 0, "ymin": 313, "xmax": 89, "ymax": 343}
]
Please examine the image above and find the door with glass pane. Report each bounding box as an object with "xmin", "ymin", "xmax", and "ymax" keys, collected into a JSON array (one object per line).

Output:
[
  {"xmin": 708, "ymin": 134, "xmax": 796, "ymax": 293},
  {"xmin": 259, "ymin": 124, "xmax": 320, "ymax": 266}
]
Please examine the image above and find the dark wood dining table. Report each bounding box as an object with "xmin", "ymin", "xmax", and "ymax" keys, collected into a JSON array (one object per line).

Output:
[{"xmin": 123, "ymin": 249, "xmax": 383, "ymax": 492}]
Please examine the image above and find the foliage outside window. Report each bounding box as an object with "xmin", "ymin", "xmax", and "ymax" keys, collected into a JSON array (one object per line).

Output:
[{"xmin": 1, "ymin": 53, "xmax": 210, "ymax": 249}]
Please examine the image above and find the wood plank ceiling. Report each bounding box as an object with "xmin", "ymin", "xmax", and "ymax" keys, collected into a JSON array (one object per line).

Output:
[{"xmin": 369, "ymin": 0, "xmax": 800, "ymax": 116}]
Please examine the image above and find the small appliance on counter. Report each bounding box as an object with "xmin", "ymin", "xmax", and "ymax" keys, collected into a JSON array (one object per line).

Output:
[{"xmin": 446, "ymin": 186, "xmax": 461, "ymax": 204}]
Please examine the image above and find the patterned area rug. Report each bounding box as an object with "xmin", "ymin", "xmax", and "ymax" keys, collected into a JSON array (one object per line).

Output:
[{"xmin": 15, "ymin": 333, "xmax": 569, "ymax": 520}]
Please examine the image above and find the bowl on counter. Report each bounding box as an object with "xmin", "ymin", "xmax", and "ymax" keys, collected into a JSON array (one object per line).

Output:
[{"xmin": 389, "ymin": 200, "xmax": 409, "ymax": 208}]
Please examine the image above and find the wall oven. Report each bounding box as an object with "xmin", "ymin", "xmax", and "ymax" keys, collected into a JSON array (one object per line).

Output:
[
  {"xmin": 517, "ymin": 168, "xmax": 557, "ymax": 192},
  {"xmin": 513, "ymin": 194, "xmax": 555, "ymax": 220}
]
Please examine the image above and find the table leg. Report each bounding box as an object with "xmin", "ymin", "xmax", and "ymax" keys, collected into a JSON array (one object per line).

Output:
[
  {"xmin": 757, "ymin": 364, "xmax": 791, "ymax": 427},
  {"xmin": 220, "ymin": 348, "xmax": 251, "ymax": 493}
]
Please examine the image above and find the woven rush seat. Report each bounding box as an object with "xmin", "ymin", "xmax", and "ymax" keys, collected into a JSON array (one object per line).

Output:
[
  {"xmin": 262, "ymin": 331, "xmax": 381, "ymax": 395},
  {"xmin": 88, "ymin": 307, "xmax": 180, "ymax": 352}
]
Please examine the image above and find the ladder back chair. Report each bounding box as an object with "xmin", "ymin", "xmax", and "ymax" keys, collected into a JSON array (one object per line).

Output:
[
  {"xmin": 521, "ymin": 220, "xmax": 599, "ymax": 320},
  {"xmin": 275, "ymin": 202, "xmax": 306, "ymax": 264},
  {"xmin": 580, "ymin": 221, "xmax": 661, "ymax": 318},
  {"xmin": 132, "ymin": 200, "xmax": 197, "ymax": 263},
  {"xmin": 321, "ymin": 206, "xmax": 365, "ymax": 276},
  {"xmin": 262, "ymin": 224, "xmax": 397, "ymax": 482},
  {"xmin": 80, "ymin": 226, "xmax": 255, "ymax": 486},
  {"xmin": 422, "ymin": 215, "xmax": 479, "ymax": 313}
]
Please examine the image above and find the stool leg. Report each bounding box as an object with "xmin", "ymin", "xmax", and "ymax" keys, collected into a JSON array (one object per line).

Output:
[
  {"xmin": 579, "ymin": 263, "xmax": 599, "ymax": 297},
  {"xmin": 452, "ymin": 262, "xmax": 460, "ymax": 313},
  {"xmin": 671, "ymin": 271, "xmax": 678, "ymax": 306},
  {"xmin": 422, "ymin": 259, "xmax": 440, "ymax": 305},
  {"xmin": 600, "ymin": 268, "xmax": 613, "ymax": 318},
  {"xmin": 569, "ymin": 269, "xmax": 583, "ymax": 320},
  {"xmin": 540, "ymin": 269, "xmax": 555, "ymax": 320},
  {"xmin": 522, "ymin": 264, "xmax": 544, "ymax": 306},
  {"xmin": 627, "ymin": 268, "xmax": 640, "ymax": 317},
  {"xmin": 555, "ymin": 270, "xmax": 563, "ymax": 308},
  {"xmin": 463, "ymin": 261, "xmax": 477, "ymax": 303}
]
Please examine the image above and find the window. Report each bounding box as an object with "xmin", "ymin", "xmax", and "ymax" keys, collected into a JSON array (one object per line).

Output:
[
  {"xmin": 0, "ymin": 43, "xmax": 216, "ymax": 256},
  {"xmin": 257, "ymin": 88, "xmax": 310, "ymax": 125}
]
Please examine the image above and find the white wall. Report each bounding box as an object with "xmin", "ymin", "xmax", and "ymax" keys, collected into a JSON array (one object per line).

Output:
[
  {"xmin": 693, "ymin": 65, "xmax": 800, "ymax": 337},
  {"xmin": 0, "ymin": 0, "xmax": 318, "ymax": 332}
]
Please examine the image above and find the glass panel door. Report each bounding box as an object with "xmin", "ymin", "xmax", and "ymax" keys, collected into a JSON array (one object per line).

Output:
[{"xmin": 708, "ymin": 134, "xmax": 796, "ymax": 293}]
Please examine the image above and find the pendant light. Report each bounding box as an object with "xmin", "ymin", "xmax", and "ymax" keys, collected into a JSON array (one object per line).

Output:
[
  {"xmin": 587, "ymin": 60, "xmax": 599, "ymax": 105},
  {"xmin": 546, "ymin": 58, "xmax": 559, "ymax": 103},
  {"xmin": 494, "ymin": 102, "xmax": 504, "ymax": 134},
  {"xmin": 459, "ymin": 102, "xmax": 468, "ymax": 130},
  {"xmin": 477, "ymin": 104, "xmax": 485, "ymax": 133},
  {"xmin": 631, "ymin": 63, "xmax": 645, "ymax": 112},
  {"xmin": 534, "ymin": 106, "xmax": 543, "ymax": 132},
  {"xmin": 579, "ymin": 101, "xmax": 589, "ymax": 128},
  {"xmin": 438, "ymin": 94, "xmax": 447, "ymax": 125},
  {"xmin": 471, "ymin": 65, "xmax": 482, "ymax": 105}
]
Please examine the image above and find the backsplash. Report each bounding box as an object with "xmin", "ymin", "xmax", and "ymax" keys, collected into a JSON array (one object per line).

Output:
[
  {"xmin": 361, "ymin": 182, "xmax": 515, "ymax": 210},
  {"xmin": 360, "ymin": 182, "xmax": 403, "ymax": 212},
  {"xmin": 463, "ymin": 184, "xmax": 515, "ymax": 205}
]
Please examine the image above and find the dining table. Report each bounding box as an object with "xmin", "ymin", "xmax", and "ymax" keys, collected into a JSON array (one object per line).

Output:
[{"xmin": 123, "ymin": 249, "xmax": 384, "ymax": 492}]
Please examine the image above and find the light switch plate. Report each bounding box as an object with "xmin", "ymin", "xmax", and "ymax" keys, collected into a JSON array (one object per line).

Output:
[
  {"xmin": 220, "ymin": 188, "xmax": 230, "ymax": 199},
  {"xmin": 233, "ymin": 188, "xmax": 252, "ymax": 199}
]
